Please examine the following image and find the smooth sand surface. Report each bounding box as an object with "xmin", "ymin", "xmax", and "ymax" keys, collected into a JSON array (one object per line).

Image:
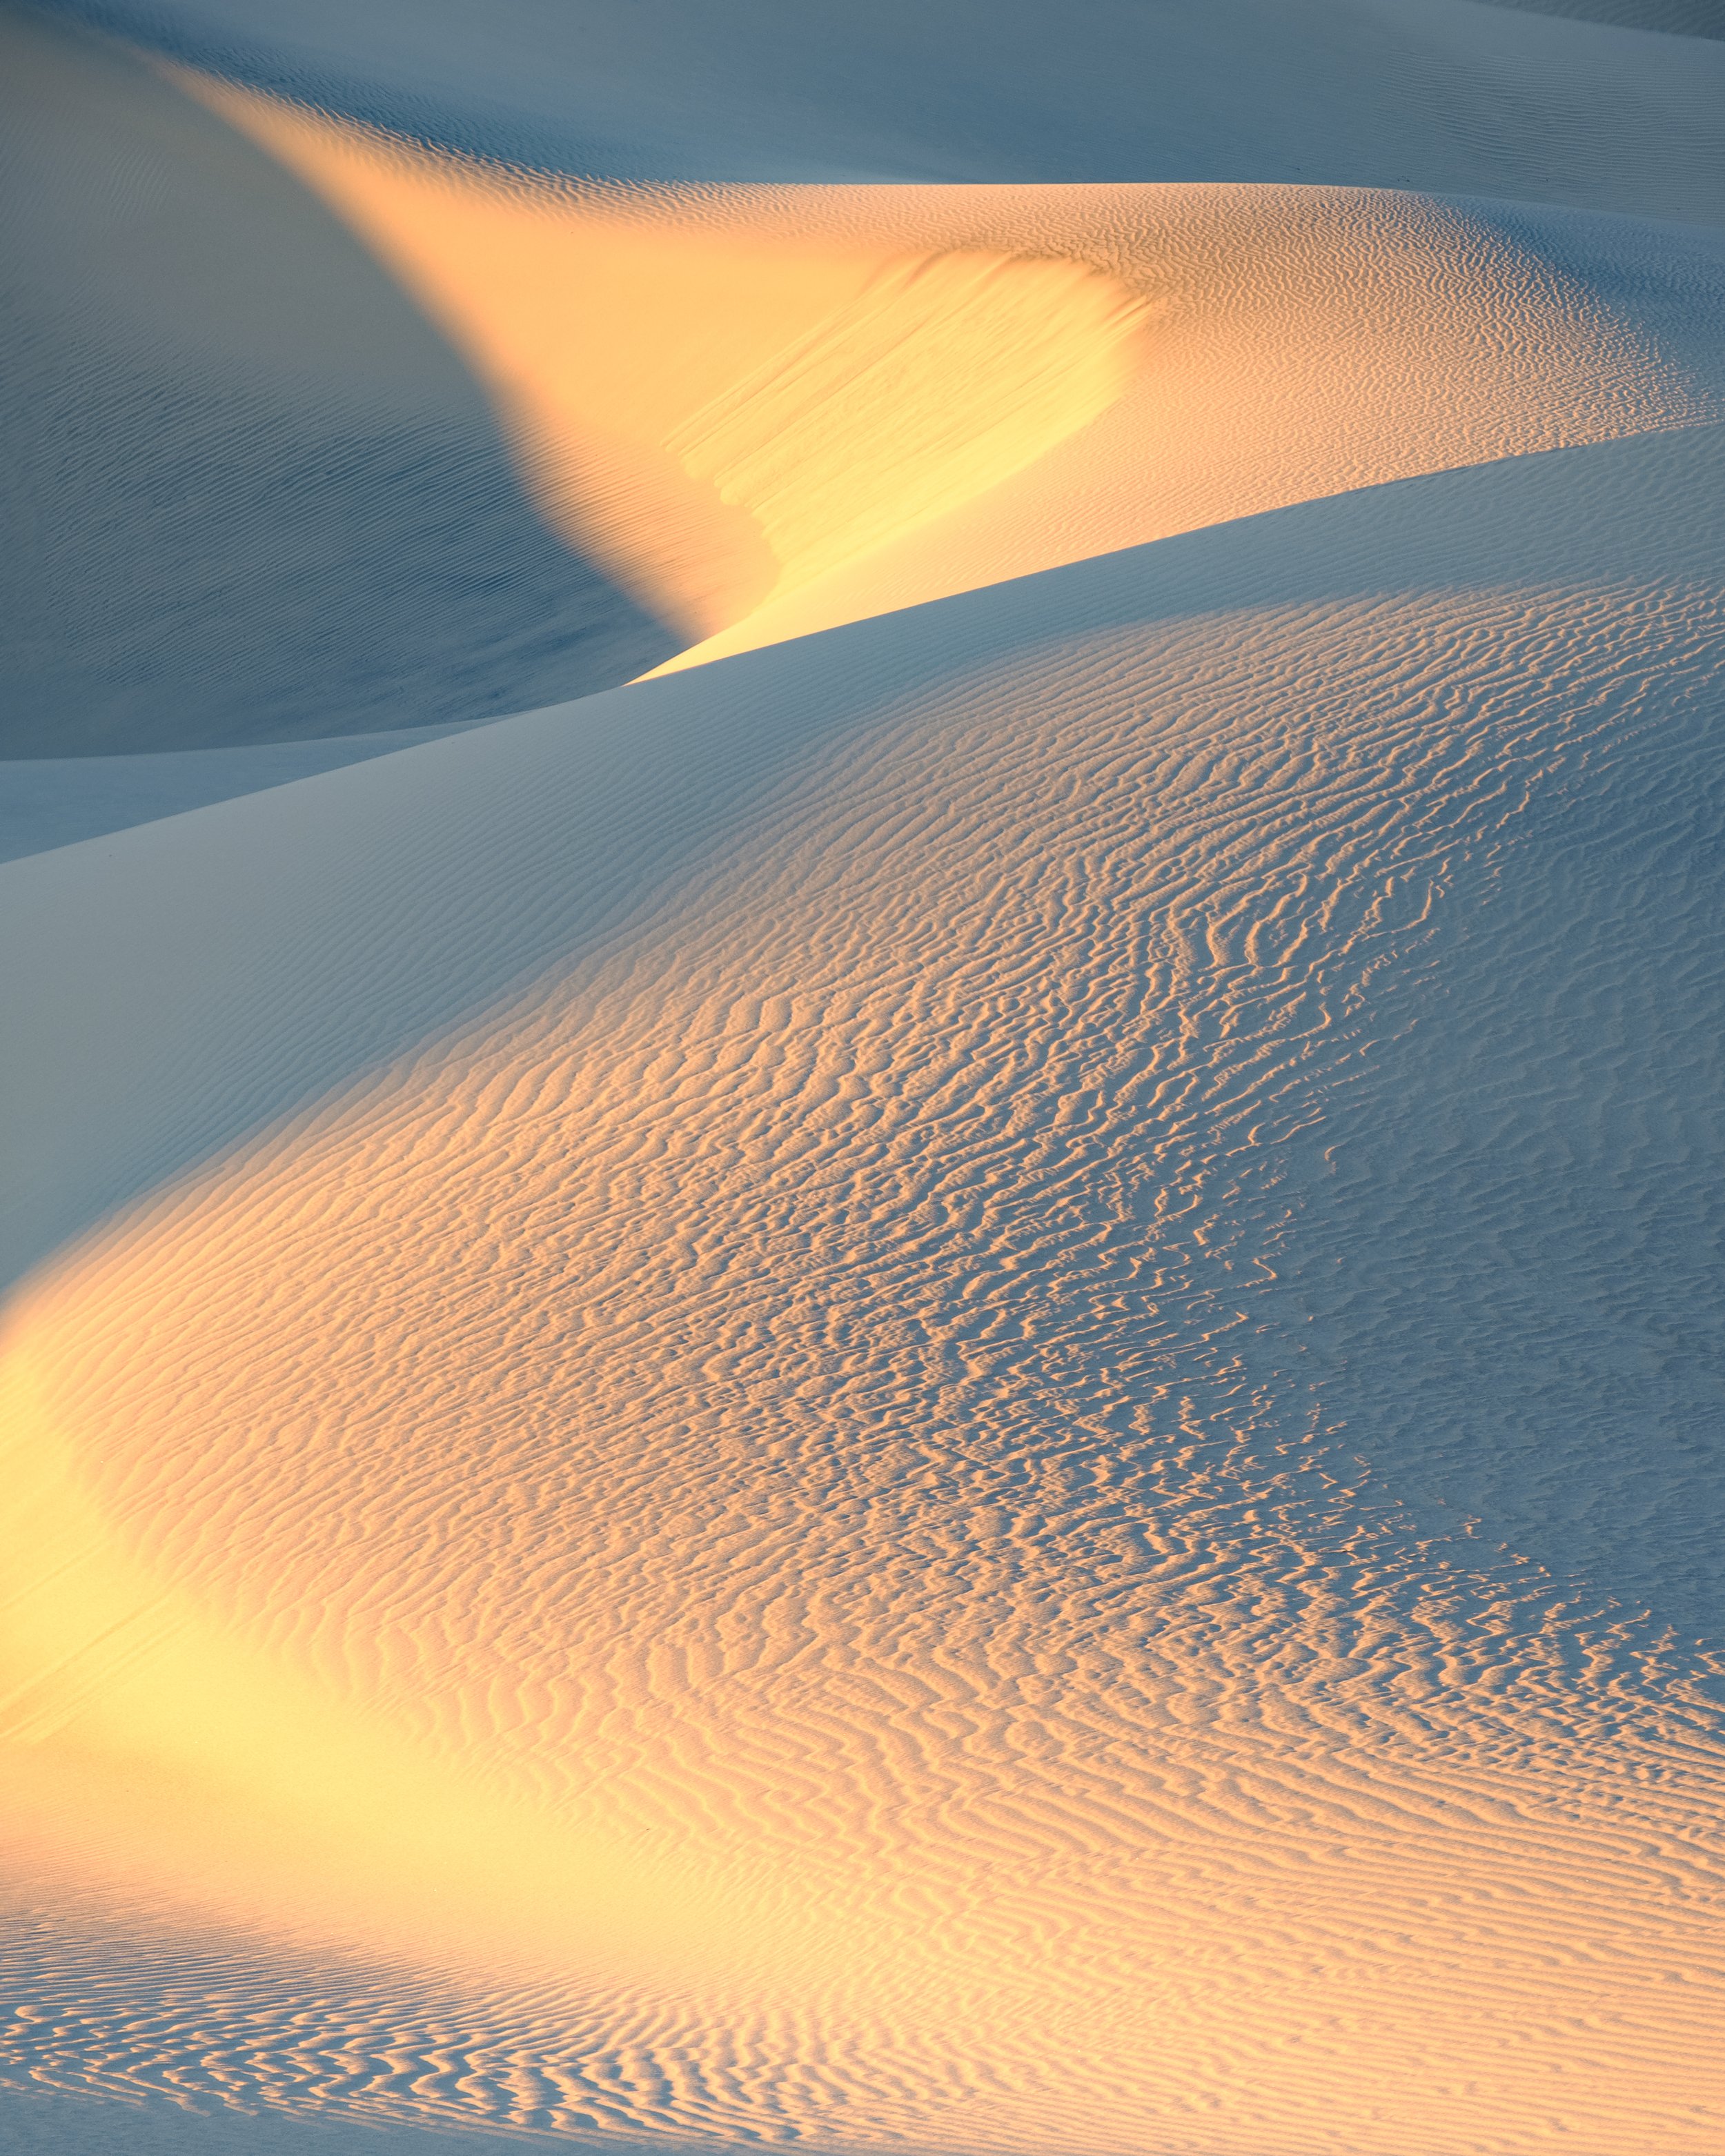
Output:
[
  {"xmin": 0, "ymin": 9, "xmax": 675, "ymax": 758},
  {"xmin": 0, "ymin": 723, "xmax": 496, "ymax": 866},
  {"xmin": 43, "ymin": 0, "xmax": 1725, "ymax": 212},
  {"xmin": 3, "ymin": 2, "xmax": 1723, "ymax": 2151}
]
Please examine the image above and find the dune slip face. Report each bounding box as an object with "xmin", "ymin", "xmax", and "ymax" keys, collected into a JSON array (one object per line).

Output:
[{"xmin": 3, "ymin": 3, "xmax": 1725, "ymax": 2154}]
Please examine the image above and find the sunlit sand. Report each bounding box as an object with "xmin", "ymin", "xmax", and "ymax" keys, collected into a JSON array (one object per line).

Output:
[
  {"xmin": 3, "ymin": 4, "xmax": 1724, "ymax": 2153},
  {"xmin": 184, "ymin": 79, "xmax": 1156, "ymax": 641}
]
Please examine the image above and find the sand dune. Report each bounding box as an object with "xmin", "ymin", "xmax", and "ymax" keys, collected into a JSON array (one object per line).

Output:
[
  {"xmin": 127, "ymin": 81, "xmax": 1725, "ymax": 677},
  {"xmin": 0, "ymin": 10, "xmax": 675, "ymax": 758},
  {"xmin": 3, "ymin": 2, "xmax": 1724, "ymax": 2152},
  {"xmin": 184, "ymin": 81, "xmax": 1154, "ymax": 642},
  {"xmin": 6, "ymin": 428, "xmax": 1724, "ymax": 2148},
  {"xmin": 43, "ymin": 0, "xmax": 1725, "ymax": 213},
  {"xmin": 10, "ymin": 0, "xmax": 1722, "ymax": 764}
]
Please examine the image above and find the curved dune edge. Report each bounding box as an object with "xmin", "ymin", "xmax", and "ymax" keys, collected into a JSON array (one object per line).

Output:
[
  {"xmin": 0, "ymin": 9, "xmax": 687, "ymax": 761},
  {"xmin": 3, "ymin": 415, "xmax": 1724, "ymax": 2143},
  {"xmin": 168, "ymin": 77, "xmax": 1716, "ymax": 678},
  {"xmin": 3, "ymin": 38, "xmax": 1723, "ymax": 2156},
  {"xmin": 175, "ymin": 75, "xmax": 1154, "ymax": 643},
  {"xmin": 651, "ymin": 184, "xmax": 1722, "ymax": 673}
]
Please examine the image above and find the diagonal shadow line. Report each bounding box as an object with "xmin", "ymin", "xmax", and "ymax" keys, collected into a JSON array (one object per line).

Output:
[{"xmin": 2, "ymin": 419, "xmax": 1721, "ymax": 1298}]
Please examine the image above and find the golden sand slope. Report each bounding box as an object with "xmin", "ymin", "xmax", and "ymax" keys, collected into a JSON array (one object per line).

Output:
[
  {"xmin": 3, "ymin": 414, "xmax": 1724, "ymax": 2148},
  {"xmin": 3, "ymin": 70, "xmax": 1723, "ymax": 2156},
  {"xmin": 183, "ymin": 80, "xmax": 1152, "ymax": 641},
  {"xmin": 177, "ymin": 79, "xmax": 1714, "ymax": 673}
]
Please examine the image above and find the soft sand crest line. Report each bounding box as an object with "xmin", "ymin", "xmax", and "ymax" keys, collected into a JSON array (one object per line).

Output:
[
  {"xmin": 172, "ymin": 77, "xmax": 1154, "ymax": 644},
  {"xmin": 4, "ymin": 432, "xmax": 1724, "ymax": 2144},
  {"xmin": 157, "ymin": 77, "xmax": 1722, "ymax": 688}
]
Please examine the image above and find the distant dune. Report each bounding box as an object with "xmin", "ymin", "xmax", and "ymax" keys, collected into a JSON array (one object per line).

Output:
[{"xmin": 3, "ymin": 3, "xmax": 1722, "ymax": 2153}]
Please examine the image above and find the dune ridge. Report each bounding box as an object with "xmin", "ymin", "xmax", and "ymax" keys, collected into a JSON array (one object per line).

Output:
[
  {"xmin": 156, "ymin": 78, "xmax": 1725, "ymax": 678},
  {"xmin": 175, "ymin": 79, "xmax": 1156, "ymax": 641},
  {"xmin": 4, "ymin": 421, "xmax": 1724, "ymax": 2147},
  {"xmin": 3, "ymin": 3, "xmax": 1724, "ymax": 2152}
]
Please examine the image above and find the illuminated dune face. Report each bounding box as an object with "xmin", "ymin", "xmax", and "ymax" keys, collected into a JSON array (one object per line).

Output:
[
  {"xmin": 3, "ymin": 419, "xmax": 1725, "ymax": 2148},
  {"xmin": 647, "ymin": 183, "xmax": 1722, "ymax": 671},
  {"xmin": 661, "ymin": 249, "xmax": 1148, "ymax": 608},
  {"xmin": 170, "ymin": 80, "xmax": 1717, "ymax": 683},
  {"xmin": 0, "ymin": 1331, "xmax": 723, "ymax": 1992},
  {"xmin": 6, "ymin": 8, "xmax": 1725, "ymax": 2155},
  {"xmin": 181, "ymin": 82, "xmax": 1151, "ymax": 641}
]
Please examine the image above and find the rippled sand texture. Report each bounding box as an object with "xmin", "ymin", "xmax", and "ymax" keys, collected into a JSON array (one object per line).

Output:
[{"xmin": 4, "ymin": 3, "xmax": 1725, "ymax": 2153}]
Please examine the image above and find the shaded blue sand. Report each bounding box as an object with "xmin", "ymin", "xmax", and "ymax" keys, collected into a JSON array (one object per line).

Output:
[
  {"xmin": 1490, "ymin": 0, "xmax": 1723, "ymax": 32},
  {"xmin": 32, "ymin": 0, "xmax": 1725, "ymax": 219},
  {"xmin": 0, "ymin": 10, "xmax": 676, "ymax": 758},
  {"xmin": 0, "ymin": 2088, "xmax": 616, "ymax": 2152},
  {"xmin": 0, "ymin": 721, "xmax": 491, "ymax": 864}
]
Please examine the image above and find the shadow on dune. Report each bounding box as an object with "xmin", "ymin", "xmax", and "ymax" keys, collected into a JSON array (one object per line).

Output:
[
  {"xmin": 0, "ymin": 2086, "xmax": 569, "ymax": 2156},
  {"xmin": 1485, "ymin": 0, "xmax": 1723, "ymax": 37},
  {"xmin": 3, "ymin": 419, "xmax": 1720, "ymax": 1288},
  {"xmin": 0, "ymin": 8, "xmax": 677, "ymax": 758},
  {"xmin": 27, "ymin": 0, "xmax": 1725, "ymax": 218}
]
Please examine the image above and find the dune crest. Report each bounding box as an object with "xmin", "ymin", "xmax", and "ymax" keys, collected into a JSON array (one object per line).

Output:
[
  {"xmin": 3, "ymin": 419, "xmax": 1724, "ymax": 2145},
  {"xmin": 166, "ymin": 77, "xmax": 1722, "ymax": 688},
  {"xmin": 6, "ymin": 6, "xmax": 1725, "ymax": 2153},
  {"xmin": 175, "ymin": 79, "xmax": 1152, "ymax": 641}
]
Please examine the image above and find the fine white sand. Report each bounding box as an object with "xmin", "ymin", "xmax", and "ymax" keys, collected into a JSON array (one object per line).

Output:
[{"xmin": 3, "ymin": 3, "xmax": 1723, "ymax": 2153}]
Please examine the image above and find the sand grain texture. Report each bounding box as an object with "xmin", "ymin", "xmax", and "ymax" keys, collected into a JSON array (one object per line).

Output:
[{"xmin": 3, "ymin": 2, "xmax": 1723, "ymax": 2152}]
